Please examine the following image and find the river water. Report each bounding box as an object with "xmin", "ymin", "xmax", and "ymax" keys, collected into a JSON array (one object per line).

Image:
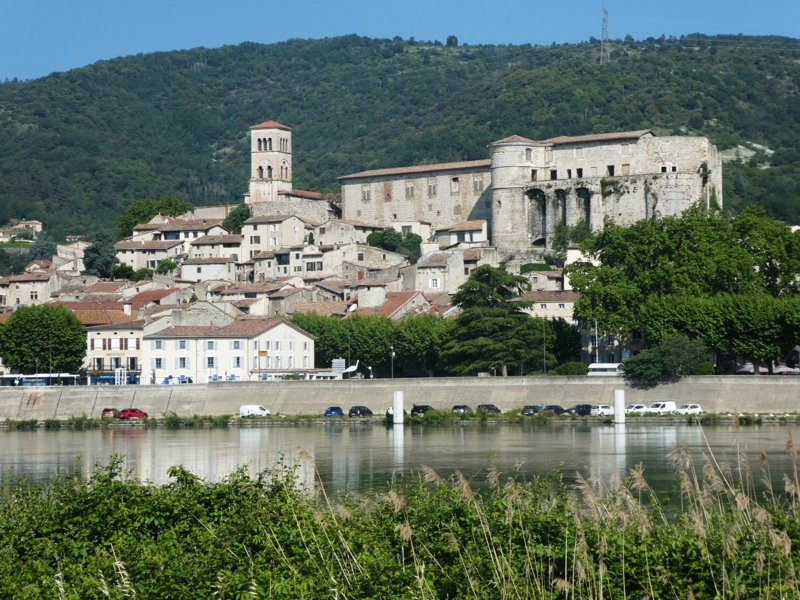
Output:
[{"xmin": 0, "ymin": 421, "xmax": 797, "ymax": 497}]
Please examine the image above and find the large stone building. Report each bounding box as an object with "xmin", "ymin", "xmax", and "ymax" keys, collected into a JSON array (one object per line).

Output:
[{"xmin": 339, "ymin": 129, "xmax": 722, "ymax": 259}]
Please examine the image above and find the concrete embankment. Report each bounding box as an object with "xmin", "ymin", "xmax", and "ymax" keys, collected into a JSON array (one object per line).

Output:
[{"xmin": 0, "ymin": 375, "xmax": 797, "ymax": 421}]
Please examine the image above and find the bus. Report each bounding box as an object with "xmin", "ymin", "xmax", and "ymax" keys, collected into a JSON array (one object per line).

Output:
[
  {"xmin": 586, "ymin": 363, "xmax": 623, "ymax": 377},
  {"xmin": 0, "ymin": 373, "xmax": 87, "ymax": 387}
]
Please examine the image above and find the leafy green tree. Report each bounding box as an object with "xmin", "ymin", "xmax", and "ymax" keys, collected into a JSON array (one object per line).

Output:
[
  {"xmin": 623, "ymin": 335, "xmax": 711, "ymax": 388},
  {"xmin": 367, "ymin": 228, "xmax": 422, "ymax": 260},
  {"xmin": 551, "ymin": 318, "xmax": 583, "ymax": 365},
  {"xmin": 0, "ymin": 305, "xmax": 86, "ymax": 373},
  {"xmin": 133, "ymin": 268, "xmax": 154, "ymax": 280},
  {"xmin": 83, "ymin": 231, "xmax": 117, "ymax": 278},
  {"xmin": 117, "ymin": 197, "xmax": 193, "ymax": 239},
  {"xmin": 394, "ymin": 314, "xmax": 450, "ymax": 376},
  {"xmin": 221, "ymin": 204, "xmax": 251, "ymax": 235},
  {"xmin": 111, "ymin": 262, "xmax": 135, "ymax": 280},
  {"xmin": 156, "ymin": 259, "xmax": 178, "ymax": 275},
  {"xmin": 26, "ymin": 234, "xmax": 56, "ymax": 262},
  {"xmin": 0, "ymin": 249, "xmax": 28, "ymax": 276}
]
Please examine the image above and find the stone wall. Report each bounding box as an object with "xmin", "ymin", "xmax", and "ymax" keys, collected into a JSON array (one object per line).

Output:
[{"xmin": 1, "ymin": 376, "xmax": 796, "ymax": 421}]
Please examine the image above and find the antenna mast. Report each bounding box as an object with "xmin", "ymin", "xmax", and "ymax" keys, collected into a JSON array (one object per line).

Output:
[{"xmin": 600, "ymin": 4, "xmax": 610, "ymax": 64}]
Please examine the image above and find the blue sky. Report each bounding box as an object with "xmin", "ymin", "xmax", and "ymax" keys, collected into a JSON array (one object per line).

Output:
[{"xmin": 2, "ymin": 0, "xmax": 798, "ymax": 81}]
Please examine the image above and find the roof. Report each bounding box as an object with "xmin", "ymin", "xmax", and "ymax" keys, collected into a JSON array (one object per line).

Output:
[
  {"xmin": 417, "ymin": 253, "xmax": 450, "ymax": 269},
  {"xmin": 86, "ymin": 319, "xmax": 146, "ymax": 332},
  {"xmin": 442, "ymin": 220, "xmax": 486, "ymax": 232},
  {"xmin": 250, "ymin": 120, "xmax": 292, "ymax": 131},
  {"xmin": 244, "ymin": 214, "xmax": 301, "ymax": 225},
  {"xmin": 290, "ymin": 301, "xmax": 349, "ymax": 316},
  {"xmin": 85, "ymin": 281, "xmax": 128, "ymax": 294},
  {"xmin": 490, "ymin": 134, "xmax": 540, "ymax": 145},
  {"xmin": 338, "ymin": 159, "xmax": 491, "ymax": 181},
  {"xmin": 50, "ymin": 301, "xmax": 135, "ymax": 326},
  {"xmin": 0, "ymin": 272, "xmax": 52, "ymax": 284},
  {"xmin": 114, "ymin": 240, "xmax": 183, "ymax": 251},
  {"xmin": 350, "ymin": 291, "xmax": 427, "ymax": 319},
  {"xmin": 182, "ymin": 257, "xmax": 234, "ymax": 265},
  {"xmin": 129, "ymin": 288, "xmax": 179, "ymax": 310},
  {"xmin": 145, "ymin": 317, "xmax": 313, "ymax": 340},
  {"xmin": 336, "ymin": 219, "xmax": 384, "ymax": 229},
  {"xmin": 190, "ymin": 235, "xmax": 243, "ymax": 246},
  {"xmin": 211, "ymin": 282, "xmax": 286, "ymax": 295},
  {"xmin": 462, "ymin": 249, "xmax": 480, "ymax": 262},
  {"xmin": 345, "ymin": 260, "xmax": 393, "ymax": 271},
  {"xmin": 278, "ymin": 189, "xmax": 323, "ymax": 201},
  {"xmin": 26, "ymin": 259, "xmax": 52, "ymax": 270},
  {"xmin": 132, "ymin": 217, "xmax": 224, "ymax": 233},
  {"xmin": 540, "ymin": 129, "xmax": 653, "ymax": 145}
]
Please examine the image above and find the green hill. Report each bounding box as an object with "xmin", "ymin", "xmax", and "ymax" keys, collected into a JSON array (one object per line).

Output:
[{"xmin": 0, "ymin": 34, "xmax": 798, "ymax": 239}]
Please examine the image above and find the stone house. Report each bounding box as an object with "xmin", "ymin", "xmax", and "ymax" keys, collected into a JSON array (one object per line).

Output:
[
  {"xmin": 432, "ymin": 220, "xmax": 489, "ymax": 248},
  {"xmin": 0, "ymin": 271, "xmax": 58, "ymax": 308},
  {"xmin": 114, "ymin": 239, "xmax": 184, "ymax": 271},
  {"xmin": 241, "ymin": 215, "xmax": 312, "ymax": 260},
  {"xmin": 85, "ymin": 319, "xmax": 145, "ymax": 376},
  {"xmin": 188, "ymin": 234, "xmax": 243, "ymax": 261},
  {"xmin": 521, "ymin": 290, "xmax": 581, "ymax": 323},
  {"xmin": 180, "ymin": 257, "xmax": 236, "ymax": 283},
  {"xmin": 141, "ymin": 318, "xmax": 315, "ymax": 383}
]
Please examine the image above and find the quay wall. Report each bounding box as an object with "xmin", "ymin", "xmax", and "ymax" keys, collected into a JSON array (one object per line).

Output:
[{"xmin": 0, "ymin": 376, "xmax": 798, "ymax": 420}]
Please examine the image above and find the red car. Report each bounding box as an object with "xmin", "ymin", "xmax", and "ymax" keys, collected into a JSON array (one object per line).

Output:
[{"xmin": 118, "ymin": 408, "xmax": 148, "ymax": 420}]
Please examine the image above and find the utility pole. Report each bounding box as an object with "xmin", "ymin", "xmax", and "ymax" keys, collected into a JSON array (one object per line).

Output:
[{"xmin": 600, "ymin": 4, "xmax": 610, "ymax": 64}]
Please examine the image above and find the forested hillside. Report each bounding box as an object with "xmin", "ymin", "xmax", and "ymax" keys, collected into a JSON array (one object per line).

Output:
[{"xmin": 0, "ymin": 34, "xmax": 798, "ymax": 239}]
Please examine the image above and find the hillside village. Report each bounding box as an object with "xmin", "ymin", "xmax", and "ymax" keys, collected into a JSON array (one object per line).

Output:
[{"xmin": 0, "ymin": 119, "xmax": 721, "ymax": 383}]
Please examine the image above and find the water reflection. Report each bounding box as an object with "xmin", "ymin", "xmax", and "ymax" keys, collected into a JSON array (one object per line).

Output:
[{"xmin": 0, "ymin": 423, "xmax": 796, "ymax": 497}]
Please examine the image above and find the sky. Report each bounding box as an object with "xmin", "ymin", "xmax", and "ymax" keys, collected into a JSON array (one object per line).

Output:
[{"xmin": 1, "ymin": 0, "xmax": 798, "ymax": 81}]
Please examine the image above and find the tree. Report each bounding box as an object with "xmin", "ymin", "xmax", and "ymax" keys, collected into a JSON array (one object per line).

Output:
[
  {"xmin": 221, "ymin": 204, "xmax": 251, "ymax": 235},
  {"xmin": 622, "ymin": 335, "xmax": 711, "ymax": 388},
  {"xmin": 83, "ymin": 231, "xmax": 117, "ymax": 278},
  {"xmin": 367, "ymin": 228, "xmax": 422, "ymax": 260},
  {"xmin": 440, "ymin": 266, "xmax": 551, "ymax": 375},
  {"xmin": 117, "ymin": 197, "xmax": 193, "ymax": 239},
  {"xmin": 394, "ymin": 314, "xmax": 450, "ymax": 376},
  {"xmin": 156, "ymin": 259, "xmax": 178, "ymax": 275},
  {"xmin": 0, "ymin": 305, "xmax": 86, "ymax": 373},
  {"xmin": 446, "ymin": 35, "xmax": 459, "ymax": 47},
  {"xmin": 111, "ymin": 262, "xmax": 135, "ymax": 280},
  {"xmin": 26, "ymin": 234, "xmax": 56, "ymax": 262}
]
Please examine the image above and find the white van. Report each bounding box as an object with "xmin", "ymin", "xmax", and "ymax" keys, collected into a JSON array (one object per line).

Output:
[
  {"xmin": 239, "ymin": 405, "xmax": 270, "ymax": 417},
  {"xmin": 643, "ymin": 401, "xmax": 677, "ymax": 415},
  {"xmin": 587, "ymin": 363, "xmax": 623, "ymax": 377}
]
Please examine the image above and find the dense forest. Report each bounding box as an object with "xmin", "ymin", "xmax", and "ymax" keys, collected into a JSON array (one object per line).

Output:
[{"xmin": 0, "ymin": 34, "xmax": 798, "ymax": 239}]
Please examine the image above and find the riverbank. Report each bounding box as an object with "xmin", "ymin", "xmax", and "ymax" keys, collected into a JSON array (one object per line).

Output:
[{"xmin": 0, "ymin": 374, "xmax": 798, "ymax": 420}]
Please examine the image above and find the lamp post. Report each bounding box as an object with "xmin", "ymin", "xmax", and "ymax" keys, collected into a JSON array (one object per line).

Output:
[
  {"xmin": 542, "ymin": 318, "xmax": 547, "ymax": 375},
  {"xmin": 390, "ymin": 345, "xmax": 395, "ymax": 379},
  {"xmin": 368, "ymin": 366, "xmax": 373, "ymax": 379}
]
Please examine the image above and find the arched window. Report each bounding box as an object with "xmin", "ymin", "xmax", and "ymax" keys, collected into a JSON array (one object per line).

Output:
[
  {"xmin": 267, "ymin": 165, "xmax": 273, "ymax": 179},
  {"xmin": 257, "ymin": 166, "xmax": 264, "ymax": 179},
  {"xmin": 258, "ymin": 139, "xmax": 262, "ymax": 151},
  {"xmin": 267, "ymin": 138, "xmax": 273, "ymax": 151}
]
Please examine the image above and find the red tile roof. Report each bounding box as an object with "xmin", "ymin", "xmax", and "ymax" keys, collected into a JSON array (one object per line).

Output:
[
  {"xmin": 541, "ymin": 130, "xmax": 653, "ymax": 145},
  {"xmin": 114, "ymin": 240, "xmax": 183, "ymax": 251},
  {"xmin": 129, "ymin": 288, "xmax": 179, "ymax": 310},
  {"xmin": 339, "ymin": 159, "xmax": 491, "ymax": 181},
  {"xmin": 350, "ymin": 291, "xmax": 428, "ymax": 319},
  {"xmin": 279, "ymin": 189, "xmax": 323, "ymax": 201},
  {"xmin": 491, "ymin": 134, "xmax": 540, "ymax": 145},
  {"xmin": 249, "ymin": 120, "xmax": 292, "ymax": 131}
]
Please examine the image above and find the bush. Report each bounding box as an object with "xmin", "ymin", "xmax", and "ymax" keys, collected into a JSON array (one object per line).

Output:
[{"xmin": 556, "ymin": 361, "xmax": 589, "ymax": 375}]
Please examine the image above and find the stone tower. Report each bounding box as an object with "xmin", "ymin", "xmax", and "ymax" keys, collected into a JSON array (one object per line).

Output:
[
  {"xmin": 489, "ymin": 135, "xmax": 548, "ymax": 255},
  {"xmin": 245, "ymin": 120, "xmax": 293, "ymax": 204}
]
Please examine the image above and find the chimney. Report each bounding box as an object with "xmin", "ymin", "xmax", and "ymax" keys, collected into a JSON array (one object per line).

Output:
[{"xmin": 123, "ymin": 302, "xmax": 131, "ymax": 316}]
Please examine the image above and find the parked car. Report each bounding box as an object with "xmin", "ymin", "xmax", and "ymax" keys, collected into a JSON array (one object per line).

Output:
[
  {"xmin": 625, "ymin": 404, "xmax": 647, "ymax": 415},
  {"xmin": 323, "ymin": 406, "xmax": 344, "ymax": 417},
  {"xmin": 349, "ymin": 405, "xmax": 373, "ymax": 417},
  {"xmin": 590, "ymin": 404, "xmax": 615, "ymax": 417},
  {"xmin": 566, "ymin": 404, "xmax": 593, "ymax": 416},
  {"xmin": 477, "ymin": 404, "xmax": 501, "ymax": 414},
  {"xmin": 521, "ymin": 404, "xmax": 543, "ymax": 416},
  {"xmin": 675, "ymin": 403, "xmax": 703, "ymax": 415},
  {"xmin": 543, "ymin": 404, "xmax": 565, "ymax": 415},
  {"xmin": 101, "ymin": 407, "xmax": 119, "ymax": 419},
  {"xmin": 452, "ymin": 404, "xmax": 472, "ymax": 414},
  {"xmin": 239, "ymin": 405, "xmax": 270, "ymax": 417},
  {"xmin": 643, "ymin": 401, "xmax": 677, "ymax": 415},
  {"xmin": 118, "ymin": 408, "xmax": 148, "ymax": 420},
  {"xmin": 411, "ymin": 404, "xmax": 435, "ymax": 417}
]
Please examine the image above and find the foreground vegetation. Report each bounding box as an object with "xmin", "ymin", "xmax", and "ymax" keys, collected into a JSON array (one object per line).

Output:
[{"xmin": 1, "ymin": 441, "xmax": 799, "ymax": 598}]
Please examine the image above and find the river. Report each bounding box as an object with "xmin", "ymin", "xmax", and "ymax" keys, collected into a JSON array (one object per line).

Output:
[{"xmin": 0, "ymin": 421, "xmax": 797, "ymax": 497}]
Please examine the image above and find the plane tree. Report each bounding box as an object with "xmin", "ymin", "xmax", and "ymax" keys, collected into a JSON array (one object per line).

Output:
[{"xmin": 0, "ymin": 305, "xmax": 86, "ymax": 374}]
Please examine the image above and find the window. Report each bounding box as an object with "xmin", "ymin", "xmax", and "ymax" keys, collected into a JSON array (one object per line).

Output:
[
  {"xmin": 207, "ymin": 357, "xmax": 216, "ymax": 369},
  {"xmin": 94, "ymin": 358, "xmax": 103, "ymax": 371},
  {"xmin": 29, "ymin": 290, "xmax": 38, "ymax": 300},
  {"xmin": 472, "ymin": 177, "xmax": 484, "ymax": 192},
  {"xmin": 111, "ymin": 338, "xmax": 120, "ymax": 350},
  {"xmin": 253, "ymin": 341, "xmax": 259, "ymax": 350},
  {"xmin": 429, "ymin": 278, "xmax": 440, "ymax": 289},
  {"xmin": 270, "ymin": 237, "xmax": 278, "ymax": 246},
  {"xmin": 525, "ymin": 148, "xmax": 532, "ymax": 161},
  {"xmin": 288, "ymin": 341, "xmax": 294, "ymax": 351},
  {"xmin": 232, "ymin": 356, "xmax": 242, "ymax": 368},
  {"xmin": 154, "ymin": 358, "xmax": 163, "ymax": 369},
  {"xmin": 671, "ymin": 165, "xmax": 677, "ymax": 172},
  {"xmin": 274, "ymin": 356, "xmax": 282, "ymax": 368},
  {"xmin": 401, "ymin": 225, "xmax": 411, "ymax": 235},
  {"xmin": 288, "ymin": 357, "xmax": 294, "ymax": 368},
  {"xmin": 576, "ymin": 168, "xmax": 583, "ymax": 178},
  {"xmin": 531, "ymin": 169, "xmax": 538, "ymax": 181},
  {"xmin": 550, "ymin": 170, "xmax": 557, "ymax": 180},
  {"xmin": 270, "ymin": 223, "xmax": 278, "ymax": 232},
  {"xmin": 178, "ymin": 357, "xmax": 187, "ymax": 369},
  {"xmin": 178, "ymin": 340, "xmax": 187, "ymax": 350},
  {"xmin": 405, "ymin": 183, "xmax": 414, "ymax": 199},
  {"xmin": 303, "ymin": 341, "xmax": 309, "ymax": 351},
  {"xmin": 232, "ymin": 340, "xmax": 241, "ymax": 350},
  {"xmin": 250, "ymin": 235, "xmax": 260, "ymax": 244},
  {"xmin": 153, "ymin": 340, "xmax": 163, "ymax": 350},
  {"xmin": 540, "ymin": 304, "xmax": 547, "ymax": 309},
  {"xmin": 661, "ymin": 166, "xmax": 668, "ymax": 173},
  {"xmin": 207, "ymin": 341, "xmax": 215, "ymax": 350},
  {"xmin": 361, "ymin": 186, "xmax": 371, "ymax": 201},
  {"xmin": 357, "ymin": 252, "xmax": 364, "ymax": 261},
  {"xmin": 303, "ymin": 356, "xmax": 309, "ymax": 368},
  {"xmin": 275, "ymin": 341, "xmax": 281, "ymax": 350},
  {"xmin": 606, "ymin": 165, "xmax": 615, "ymax": 176},
  {"xmin": 450, "ymin": 177, "xmax": 460, "ymax": 193},
  {"xmin": 265, "ymin": 340, "xmax": 271, "ymax": 351},
  {"xmin": 567, "ymin": 169, "xmax": 572, "ymax": 179},
  {"xmin": 427, "ymin": 180, "xmax": 437, "ymax": 197},
  {"xmin": 558, "ymin": 303, "xmax": 565, "ymax": 309},
  {"xmin": 621, "ymin": 164, "xmax": 630, "ymax": 176}
]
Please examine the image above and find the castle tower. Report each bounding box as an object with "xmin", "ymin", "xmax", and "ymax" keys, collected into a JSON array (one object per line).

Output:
[
  {"xmin": 489, "ymin": 135, "xmax": 548, "ymax": 257},
  {"xmin": 245, "ymin": 120, "xmax": 293, "ymax": 204}
]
